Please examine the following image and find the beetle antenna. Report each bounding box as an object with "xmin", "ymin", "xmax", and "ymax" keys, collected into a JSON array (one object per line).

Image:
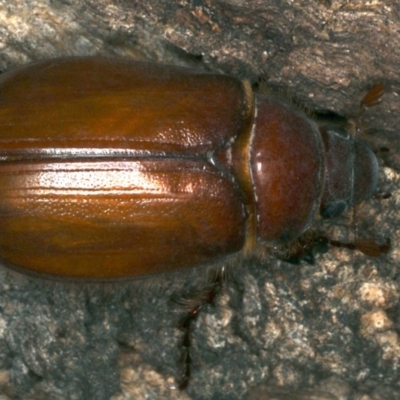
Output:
[
  {"xmin": 353, "ymin": 84, "xmax": 388, "ymax": 255},
  {"xmin": 335, "ymin": 83, "xmax": 389, "ymax": 257}
]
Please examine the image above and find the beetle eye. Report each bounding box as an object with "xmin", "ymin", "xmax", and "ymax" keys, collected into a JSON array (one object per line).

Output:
[
  {"xmin": 320, "ymin": 201, "xmax": 348, "ymax": 219},
  {"xmin": 325, "ymin": 126, "xmax": 350, "ymax": 140}
]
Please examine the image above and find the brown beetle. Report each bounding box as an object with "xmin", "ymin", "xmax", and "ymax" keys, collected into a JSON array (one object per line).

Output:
[{"xmin": 0, "ymin": 57, "xmax": 379, "ymax": 280}]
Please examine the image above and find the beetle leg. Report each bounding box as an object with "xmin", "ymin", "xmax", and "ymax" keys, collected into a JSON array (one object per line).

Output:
[
  {"xmin": 278, "ymin": 231, "xmax": 329, "ymax": 265},
  {"xmin": 173, "ymin": 267, "xmax": 225, "ymax": 389}
]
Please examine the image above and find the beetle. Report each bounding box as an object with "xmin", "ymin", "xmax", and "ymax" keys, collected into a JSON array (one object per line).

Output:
[
  {"xmin": 0, "ymin": 56, "xmax": 381, "ymax": 280},
  {"xmin": 0, "ymin": 57, "xmax": 389, "ymax": 392}
]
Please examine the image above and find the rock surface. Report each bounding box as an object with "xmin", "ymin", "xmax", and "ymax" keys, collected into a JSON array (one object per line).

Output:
[{"xmin": 0, "ymin": 1, "xmax": 399, "ymax": 399}]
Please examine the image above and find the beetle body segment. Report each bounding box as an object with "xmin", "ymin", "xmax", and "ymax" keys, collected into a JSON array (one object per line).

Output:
[
  {"xmin": 249, "ymin": 95, "xmax": 325, "ymax": 243},
  {"xmin": 0, "ymin": 159, "xmax": 246, "ymax": 278},
  {"xmin": 0, "ymin": 57, "xmax": 379, "ymax": 279},
  {"xmin": 0, "ymin": 58, "xmax": 253, "ymax": 279},
  {"xmin": 0, "ymin": 57, "xmax": 253, "ymax": 156}
]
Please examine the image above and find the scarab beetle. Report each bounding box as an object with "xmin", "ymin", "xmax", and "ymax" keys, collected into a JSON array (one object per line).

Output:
[{"xmin": 0, "ymin": 57, "xmax": 379, "ymax": 280}]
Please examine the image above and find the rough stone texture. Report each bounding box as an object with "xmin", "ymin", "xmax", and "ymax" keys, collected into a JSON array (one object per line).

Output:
[{"xmin": 0, "ymin": 1, "xmax": 399, "ymax": 399}]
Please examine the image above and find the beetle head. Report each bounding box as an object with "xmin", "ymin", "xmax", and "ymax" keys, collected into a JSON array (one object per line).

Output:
[{"xmin": 319, "ymin": 125, "xmax": 379, "ymax": 218}]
